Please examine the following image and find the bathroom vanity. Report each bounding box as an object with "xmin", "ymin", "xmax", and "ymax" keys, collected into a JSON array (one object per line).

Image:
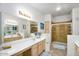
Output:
[
  {"xmin": 0, "ymin": 12, "xmax": 46, "ymax": 56},
  {"xmin": 0, "ymin": 34, "xmax": 45, "ymax": 56}
]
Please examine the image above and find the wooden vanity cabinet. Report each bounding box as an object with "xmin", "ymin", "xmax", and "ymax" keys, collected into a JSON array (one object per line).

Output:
[
  {"xmin": 13, "ymin": 40, "xmax": 45, "ymax": 56},
  {"xmin": 12, "ymin": 47, "xmax": 31, "ymax": 56},
  {"xmin": 31, "ymin": 43, "xmax": 38, "ymax": 56},
  {"xmin": 23, "ymin": 49, "xmax": 32, "ymax": 56},
  {"xmin": 32, "ymin": 40, "xmax": 45, "ymax": 56},
  {"xmin": 38, "ymin": 41, "xmax": 44, "ymax": 55},
  {"xmin": 41, "ymin": 40, "xmax": 45, "ymax": 53}
]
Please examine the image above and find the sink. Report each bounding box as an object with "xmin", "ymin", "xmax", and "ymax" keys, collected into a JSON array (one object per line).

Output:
[{"xmin": 2, "ymin": 45, "xmax": 11, "ymax": 50}]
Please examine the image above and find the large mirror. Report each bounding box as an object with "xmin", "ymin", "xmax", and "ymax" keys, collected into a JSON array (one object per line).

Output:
[
  {"xmin": 3, "ymin": 24, "xmax": 23, "ymax": 43},
  {"xmin": 3, "ymin": 17, "xmax": 23, "ymax": 43},
  {"xmin": 4, "ymin": 24, "xmax": 18, "ymax": 36},
  {"xmin": 2, "ymin": 13, "xmax": 38, "ymax": 43}
]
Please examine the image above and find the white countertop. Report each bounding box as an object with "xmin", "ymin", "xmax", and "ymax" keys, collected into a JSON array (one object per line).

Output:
[
  {"xmin": 0, "ymin": 34, "xmax": 46, "ymax": 56},
  {"xmin": 75, "ymin": 41, "xmax": 79, "ymax": 47}
]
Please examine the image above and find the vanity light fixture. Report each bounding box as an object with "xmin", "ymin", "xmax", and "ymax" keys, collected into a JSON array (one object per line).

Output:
[
  {"xmin": 17, "ymin": 8, "xmax": 33, "ymax": 21},
  {"xmin": 19, "ymin": 10, "xmax": 31, "ymax": 19}
]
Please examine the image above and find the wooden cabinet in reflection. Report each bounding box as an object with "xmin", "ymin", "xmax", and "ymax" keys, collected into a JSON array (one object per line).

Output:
[
  {"xmin": 4, "ymin": 34, "xmax": 23, "ymax": 43},
  {"xmin": 30, "ymin": 22, "xmax": 38, "ymax": 33}
]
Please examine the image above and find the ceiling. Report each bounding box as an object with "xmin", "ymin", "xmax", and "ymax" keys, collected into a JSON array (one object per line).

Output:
[{"xmin": 29, "ymin": 3, "xmax": 79, "ymax": 16}]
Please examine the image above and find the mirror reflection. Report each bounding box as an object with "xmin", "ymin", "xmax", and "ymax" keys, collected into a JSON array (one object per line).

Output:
[
  {"xmin": 4, "ymin": 25, "xmax": 18, "ymax": 36},
  {"xmin": 2, "ymin": 13, "xmax": 39, "ymax": 43},
  {"xmin": 4, "ymin": 24, "xmax": 23, "ymax": 43}
]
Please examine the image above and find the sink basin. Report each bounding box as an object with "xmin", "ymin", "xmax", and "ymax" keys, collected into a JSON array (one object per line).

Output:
[{"xmin": 2, "ymin": 45, "xmax": 11, "ymax": 50}]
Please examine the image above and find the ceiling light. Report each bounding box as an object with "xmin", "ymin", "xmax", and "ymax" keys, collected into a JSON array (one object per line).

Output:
[{"xmin": 56, "ymin": 7, "xmax": 61, "ymax": 11}]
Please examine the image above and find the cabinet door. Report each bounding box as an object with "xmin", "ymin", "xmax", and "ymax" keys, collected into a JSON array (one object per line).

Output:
[
  {"xmin": 23, "ymin": 49, "xmax": 31, "ymax": 56},
  {"xmin": 32, "ymin": 44, "xmax": 38, "ymax": 56},
  {"xmin": 42, "ymin": 40, "xmax": 45, "ymax": 51},
  {"xmin": 38, "ymin": 41, "xmax": 43, "ymax": 55},
  {"xmin": 32, "ymin": 40, "xmax": 45, "ymax": 56}
]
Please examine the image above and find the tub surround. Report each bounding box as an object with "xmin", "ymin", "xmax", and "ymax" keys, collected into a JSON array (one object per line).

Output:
[{"xmin": 0, "ymin": 34, "xmax": 46, "ymax": 56}]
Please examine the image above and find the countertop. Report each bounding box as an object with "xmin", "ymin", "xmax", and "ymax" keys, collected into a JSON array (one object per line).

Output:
[
  {"xmin": 75, "ymin": 41, "xmax": 79, "ymax": 47},
  {"xmin": 0, "ymin": 34, "xmax": 46, "ymax": 56}
]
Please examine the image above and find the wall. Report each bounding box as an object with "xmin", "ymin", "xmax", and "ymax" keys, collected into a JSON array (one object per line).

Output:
[
  {"xmin": 44, "ymin": 14, "xmax": 52, "ymax": 52},
  {"xmin": 0, "ymin": 3, "xmax": 44, "ymax": 34},
  {"xmin": 0, "ymin": 12, "xmax": 2, "ymax": 44},
  {"xmin": 67, "ymin": 8, "xmax": 79, "ymax": 55},
  {"xmin": 0, "ymin": 3, "xmax": 44, "ymax": 22},
  {"xmin": 72, "ymin": 8, "xmax": 79, "ymax": 35},
  {"xmin": 0, "ymin": 12, "xmax": 1, "ymax": 36},
  {"xmin": 53, "ymin": 15, "xmax": 71, "ymax": 22},
  {"xmin": 2, "ymin": 12, "xmax": 30, "ymax": 38}
]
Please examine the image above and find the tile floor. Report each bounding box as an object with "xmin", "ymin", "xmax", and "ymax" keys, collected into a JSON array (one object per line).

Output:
[
  {"xmin": 40, "ymin": 52, "xmax": 52, "ymax": 56},
  {"xmin": 50, "ymin": 43, "xmax": 67, "ymax": 56},
  {"xmin": 41, "ymin": 43, "xmax": 67, "ymax": 56},
  {"xmin": 50, "ymin": 48, "xmax": 67, "ymax": 56}
]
